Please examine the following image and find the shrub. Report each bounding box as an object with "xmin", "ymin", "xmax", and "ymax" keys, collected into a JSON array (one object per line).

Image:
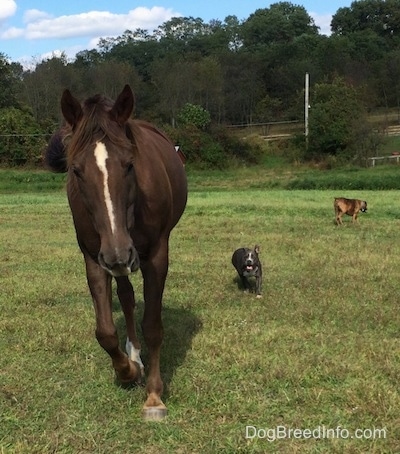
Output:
[
  {"xmin": 177, "ymin": 103, "xmax": 211, "ymax": 130},
  {"xmin": 209, "ymin": 125, "xmax": 263, "ymax": 164},
  {"xmin": 0, "ymin": 107, "xmax": 46, "ymax": 166},
  {"xmin": 306, "ymin": 76, "xmax": 376, "ymax": 164},
  {"xmin": 164, "ymin": 123, "xmax": 263, "ymax": 168}
]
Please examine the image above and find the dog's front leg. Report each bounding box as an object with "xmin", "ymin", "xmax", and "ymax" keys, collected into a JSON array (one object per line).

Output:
[
  {"xmin": 241, "ymin": 275, "xmax": 250, "ymax": 293},
  {"xmin": 255, "ymin": 274, "xmax": 262, "ymax": 298}
]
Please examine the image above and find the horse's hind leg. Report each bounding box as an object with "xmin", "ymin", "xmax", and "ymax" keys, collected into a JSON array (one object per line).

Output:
[
  {"xmin": 140, "ymin": 239, "xmax": 169, "ymax": 420},
  {"xmin": 115, "ymin": 276, "xmax": 144, "ymax": 380}
]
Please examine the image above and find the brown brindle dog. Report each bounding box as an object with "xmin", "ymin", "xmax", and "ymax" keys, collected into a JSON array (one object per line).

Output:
[{"xmin": 334, "ymin": 197, "xmax": 367, "ymax": 225}]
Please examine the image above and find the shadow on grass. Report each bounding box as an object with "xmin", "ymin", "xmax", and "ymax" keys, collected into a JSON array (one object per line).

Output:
[{"xmin": 114, "ymin": 299, "xmax": 202, "ymax": 401}]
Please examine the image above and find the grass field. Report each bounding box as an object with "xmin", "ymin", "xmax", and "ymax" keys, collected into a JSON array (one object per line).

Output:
[{"xmin": 1, "ymin": 169, "xmax": 400, "ymax": 453}]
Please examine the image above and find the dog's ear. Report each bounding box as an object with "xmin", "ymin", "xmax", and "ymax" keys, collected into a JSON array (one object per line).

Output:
[{"xmin": 254, "ymin": 245, "xmax": 260, "ymax": 254}]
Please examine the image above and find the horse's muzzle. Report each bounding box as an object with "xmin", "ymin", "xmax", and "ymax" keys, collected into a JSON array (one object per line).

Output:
[{"xmin": 98, "ymin": 246, "xmax": 140, "ymax": 277}]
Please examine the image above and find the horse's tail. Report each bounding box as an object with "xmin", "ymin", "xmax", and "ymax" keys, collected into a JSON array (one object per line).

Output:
[{"xmin": 44, "ymin": 128, "xmax": 68, "ymax": 173}]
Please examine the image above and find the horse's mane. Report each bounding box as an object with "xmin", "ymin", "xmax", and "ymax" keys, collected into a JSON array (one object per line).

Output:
[
  {"xmin": 45, "ymin": 95, "xmax": 174, "ymax": 174},
  {"xmin": 44, "ymin": 127, "xmax": 68, "ymax": 172},
  {"xmin": 67, "ymin": 94, "xmax": 134, "ymax": 166}
]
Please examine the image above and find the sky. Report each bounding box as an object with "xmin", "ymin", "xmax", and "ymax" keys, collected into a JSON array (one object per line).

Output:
[{"xmin": 0, "ymin": 0, "xmax": 353, "ymax": 65}]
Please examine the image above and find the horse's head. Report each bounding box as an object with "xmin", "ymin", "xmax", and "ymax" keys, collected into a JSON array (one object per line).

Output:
[{"xmin": 62, "ymin": 85, "xmax": 139, "ymax": 277}]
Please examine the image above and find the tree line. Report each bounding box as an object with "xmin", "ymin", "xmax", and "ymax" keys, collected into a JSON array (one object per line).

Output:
[{"xmin": 1, "ymin": 0, "xmax": 399, "ymax": 166}]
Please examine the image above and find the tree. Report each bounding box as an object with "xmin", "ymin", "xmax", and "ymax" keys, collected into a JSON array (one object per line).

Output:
[
  {"xmin": 79, "ymin": 60, "xmax": 142, "ymax": 102},
  {"xmin": 150, "ymin": 55, "xmax": 223, "ymax": 125},
  {"xmin": 150, "ymin": 56, "xmax": 192, "ymax": 125},
  {"xmin": 376, "ymin": 49, "xmax": 400, "ymax": 111},
  {"xmin": 191, "ymin": 57, "xmax": 224, "ymax": 119},
  {"xmin": 155, "ymin": 16, "xmax": 210, "ymax": 51},
  {"xmin": 102, "ymin": 29, "xmax": 161, "ymax": 82},
  {"xmin": 331, "ymin": 0, "xmax": 400, "ymax": 48},
  {"xmin": 207, "ymin": 16, "xmax": 242, "ymax": 53},
  {"xmin": 74, "ymin": 49, "xmax": 104, "ymax": 69},
  {"xmin": 221, "ymin": 51, "xmax": 265, "ymax": 123},
  {"xmin": 0, "ymin": 53, "xmax": 22, "ymax": 109},
  {"xmin": 21, "ymin": 54, "xmax": 76, "ymax": 125},
  {"xmin": 238, "ymin": 3, "xmax": 321, "ymax": 120},
  {"xmin": 241, "ymin": 1, "xmax": 318, "ymax": 48},
  {"xmin": 2, "ymin": 0, "xmax": 399, "ymax": 166}
]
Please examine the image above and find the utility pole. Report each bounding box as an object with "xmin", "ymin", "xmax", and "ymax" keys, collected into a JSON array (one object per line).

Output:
[{"xmin": 305, "ymin": 72, "xmax": 309, "ymax": 149}]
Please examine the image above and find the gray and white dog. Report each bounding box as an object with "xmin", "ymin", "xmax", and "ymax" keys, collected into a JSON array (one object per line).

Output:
[{"xmin": 231, "ymin": 245, "xmax": 262, "ymax": 298}]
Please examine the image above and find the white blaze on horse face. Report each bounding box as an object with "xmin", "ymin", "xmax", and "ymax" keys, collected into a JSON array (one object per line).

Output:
[
  {"xmin": 94, "ymin": 142, "xmax": 116, "ymax": 234},
  {"xmin": 126, "ymin": 338, "xmax": 144, "ymax": 376}
]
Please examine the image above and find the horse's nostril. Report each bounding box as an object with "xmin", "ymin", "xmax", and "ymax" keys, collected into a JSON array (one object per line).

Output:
[{"xmin": 98, "ymin": 246, "xmax": 139, "ymax": 276}]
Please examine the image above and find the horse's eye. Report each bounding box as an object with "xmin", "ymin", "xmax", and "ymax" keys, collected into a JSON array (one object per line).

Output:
[
  {"xmin": 126, "ymin": 163, "xmax": 134, "ymax": 174},
  {"xmin": 72, "ymin": 166, "xmax": 83, "ymax": 179}
]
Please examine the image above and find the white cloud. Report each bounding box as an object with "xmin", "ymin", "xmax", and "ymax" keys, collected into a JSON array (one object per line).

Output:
[
  {"xmin": 0, "ymin": 0, "xmax": 17, "ymax": 21},
  {"xmin": 1, "ymin": 26, "xmax": 23, "ymax": 39},
  {"xmin": 311, "ymin": 12, "xmax": 333, "ymax": 36},
  {"xmin": 6, "ymin": 6, "xmax": 179, "ymax": 41},
  {"xmin": 1, "ymin": 6, "xmax": 181, "ymax": 65},
  {"xmin": 23, "ymin": 9, "xmax": 52, "ymax": 24}
]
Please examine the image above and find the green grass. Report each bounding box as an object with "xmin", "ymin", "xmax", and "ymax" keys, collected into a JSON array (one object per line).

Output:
[
  {"xmin": 0, "ymin": 168, "xmax": 67, "ymax": 193},
  {"xmin": 1, "ymin": 172, "xmax": 400, "ymax": 452},
  {"xmin": 186, "ymin": 164, "xmax": 400, "ymax": 191}
]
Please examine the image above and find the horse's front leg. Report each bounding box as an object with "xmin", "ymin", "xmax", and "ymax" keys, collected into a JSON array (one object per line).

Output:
[
  {"xmin": 84, "ymin": 254, "xmax": 140, "ymax": 384},
  {"xmin": 115, "ymin": 276, "xmax": 144, "ymax": 381},
  {"xmin": 140, "ymin": 239, "xmax": 169, "ymax": 420}
]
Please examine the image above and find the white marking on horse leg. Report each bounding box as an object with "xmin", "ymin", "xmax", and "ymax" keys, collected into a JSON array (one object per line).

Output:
[
  {"xmin": 126, "ymin": 338, "xmax": 144, "ymax": 375},
  {"xmin": 94, "ymin": 142, "xmax": 116, "ymax": 233}
]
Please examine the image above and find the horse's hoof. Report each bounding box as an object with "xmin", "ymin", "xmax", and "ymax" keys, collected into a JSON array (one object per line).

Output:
[
  {"xmin": 142, "ymin": 405, "xmax": 167, "ymax": 421},
  {"xmin": 256, "ymin": 294, "xmax": 262, "ymax": 299},
  {"xmin": 117, "ymin": 361, "xmax": 143, "ymax": 388}
]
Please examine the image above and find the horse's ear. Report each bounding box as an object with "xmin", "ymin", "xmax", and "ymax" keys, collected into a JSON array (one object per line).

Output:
[
  {"xmin": 110, "ymin": 85, "xmax": 134, "ymax": 125},
  {"xmin": 61, "ymin": 89, "xmax": 83, "ymax": 129}
]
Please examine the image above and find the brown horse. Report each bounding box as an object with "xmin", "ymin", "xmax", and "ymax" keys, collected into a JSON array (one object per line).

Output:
[{"xmin": 45, "ymin": 85, "xmax": 187, "ymax": 420}]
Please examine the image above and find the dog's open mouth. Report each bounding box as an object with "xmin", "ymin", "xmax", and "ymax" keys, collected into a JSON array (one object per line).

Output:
[{"xmin": 245, "ymin": 265, "xmax": 254, "ymax": 271}]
